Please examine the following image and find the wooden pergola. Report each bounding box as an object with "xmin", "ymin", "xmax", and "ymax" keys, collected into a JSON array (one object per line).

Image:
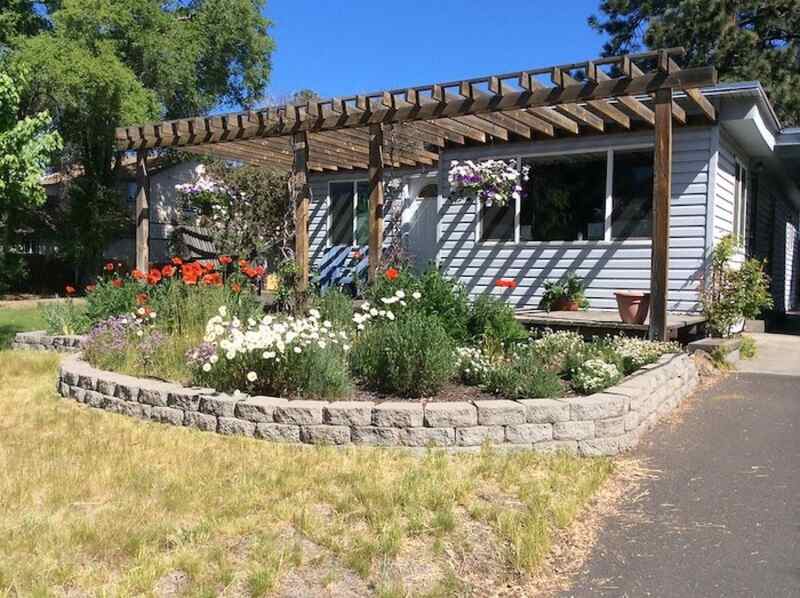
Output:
[{"xmin": 117, "ymin": 48, "xmax": 717, "ymax": 340}]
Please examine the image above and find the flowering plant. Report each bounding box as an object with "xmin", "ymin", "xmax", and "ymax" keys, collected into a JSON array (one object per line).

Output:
[
  {"xmin": 571, "ymin": 359, "xmax": 622, "ymax": 394},
  {"xmin": 189, "ymin": 306, "xmax": 352, "ymax": 399},
  {"xmin": 448, "ymin": 159, "xmax": 530, "ymax": 207}
]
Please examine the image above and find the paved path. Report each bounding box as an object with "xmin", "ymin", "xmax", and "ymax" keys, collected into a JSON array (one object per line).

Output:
[
  {"xmin": 736, "ymin": 333, "xmax": 800, "ymax": 376},
  {"xmin": 563, "ymin": 358, "xmax": 800, "ymax": 596}
]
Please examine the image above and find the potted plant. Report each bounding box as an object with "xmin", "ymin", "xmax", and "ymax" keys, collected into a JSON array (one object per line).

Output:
[
  {"xmin": 614, "ymin": 290, "xmax": 651, "ymax": 324},
  {"xmin": 541, "ymin": 274, "xmax": 589, "ymax": 312}
]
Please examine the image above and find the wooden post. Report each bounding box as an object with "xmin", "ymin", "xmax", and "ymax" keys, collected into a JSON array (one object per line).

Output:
[
  {"xmin": 292, "ymin": 131, "xmax": 310, "ymax": 291},
  {"xmin": 135, "ymin": 149, "xmax": 150, "ymax": 273},
  {"xmin": 368, "ymin": 123, "xmax": 384, "ymax": 283},
  {"xmin": 649, "ymin": 88, "xmax": 672, "ymax": 341}
]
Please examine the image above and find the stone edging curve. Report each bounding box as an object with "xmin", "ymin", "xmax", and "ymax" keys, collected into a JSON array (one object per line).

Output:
[
  {"xmin": 56, "ymin": 352, "xmax": 698, "ymax": 456},
  {"xmin": 14, "ymin": 331, "xmax": 83, "ymax": 353}
]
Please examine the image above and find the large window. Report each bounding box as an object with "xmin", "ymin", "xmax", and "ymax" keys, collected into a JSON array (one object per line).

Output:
[
  {"xmin": 329, "ymin": 181, "xmax": 369, "ymax": 246},
  {"xmin": 520, "ymin": 153, "xmax": 607, "ymax": 241},
  {"xmin": 478, "ymin": 148, "xmax": 654, "ymax": 243},
  {"xmin": 611, "ymin": 150, "xmax": 654, "ymax": 239}
]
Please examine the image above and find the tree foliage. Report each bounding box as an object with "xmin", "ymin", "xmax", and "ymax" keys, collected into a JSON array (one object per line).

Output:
[{"xmin": 589, "ymin": 0, "xmax": 800, "ymax": 125}]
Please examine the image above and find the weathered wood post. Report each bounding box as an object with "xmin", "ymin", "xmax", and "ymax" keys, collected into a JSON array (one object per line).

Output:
[
  {"xmin": 135, "ymin": 149, "xmax": 150, "ymax": 273},
  {"xmin": 292, "ymin": 131, "xmax": 310, "ymax": 291},
  {"xmin": 367, "ymin": 123, "xmax": 384, "ymax": 283},
  {"xmin": 649, "ymin": 87, "xmax": 673, "ymax": 341}
]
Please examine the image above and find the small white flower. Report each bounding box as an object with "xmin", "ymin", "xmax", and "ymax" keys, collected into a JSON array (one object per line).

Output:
[
  {"xmin": 218, "ymin": 305, "xmax": 228, "ymax": 317},
  {"xmin": 202, "ymin": 363, "xmax": 212, "ymax": 372},
  {"xmin": 210, "ymin": 354, "xmax": 219, "ymax": 364},
  {"xmin": 137, "ymin": 307, "xmax": 145, "ymax": 315},
  {"xmin": 247, "ymin": 371, "xmax": 258, "ymax": 382},
  {"xmin": 293, "ymin": 346, "xmax": 302, "ymax": 354},
  {"xmin": 309, "ymin": 308, "xmax": 321, "ymax": 319},
  {"xmin": 412, "ymin": 291, "xmax": 421, "ymax": 300},
  {"xmin": 386, "ymin": 311, "xmax": 395, "ymax": 320},
  {"xmin": 136, "ymin": 329, "xmax": 144, "ymax": 337},
  {"xmin": 395, "ymin": 289, "xmax": 405, "ymax": 299}
]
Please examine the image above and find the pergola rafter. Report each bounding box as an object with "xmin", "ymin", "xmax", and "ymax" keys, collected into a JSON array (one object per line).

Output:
[{"xmin": 121, "ymin": 47, "xmax": 718, "ymax": 340}]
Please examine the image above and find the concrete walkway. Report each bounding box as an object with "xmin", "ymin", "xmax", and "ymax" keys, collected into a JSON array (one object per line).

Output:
[
  {"xmin": 562, "ymin": 337, "xmax": 800, "ymax": 597},
  {"xmin": 736, "ymin": 333, "xmax": 800, "ymax": 376}
]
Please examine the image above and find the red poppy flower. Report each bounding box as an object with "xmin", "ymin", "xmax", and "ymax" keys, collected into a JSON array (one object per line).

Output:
[
  {"xmin": 171, "ymin": 256, "xmax": 183, "ymax": 266},
  {"xmin": 85, "ymin": 284, "xmax": 96, "ymax": 293},
  {"xmin": 385, "ymin": 267, "xmax": 399, "ymax": 281},
  {"xmin": 239, "ymin": 258, "xmax": 249, "ymax": 269},
  {"xmin": 112, "ymin": 278, "xmax": 124, "ymax": 288},
  {"xmin": 203, "ymin": 261, "xmax": 215, "ymax": 272},
  {"xmin": 182, "ymin": 262, "xmax": 202, "ymax": 285},
  {"xmin": 65, "ymin": 285, "xmax": 76, "ymax": 295},
  {"xmin": 132, "ymin": 269, "xmax": 146, "ymax": 281},
  {"xmin": 495, "ymin": 278, "xmax": 517, "ymax": 289},
  {"xmin": 147, "ymin": 268, "xmax": 162, "ymax": 285},
  {"xmin": 255, "ymin": 266, "xmax": 265, "ymax": 278},
  {"xmin": 243, "ymin": 266, "xmax": 257, "ymax": 278},
  {"xmin": 202, "ymin": 272, "xmax": 223, "ymax": 287},
  {"xmin": 136, "ymin": 292, "xmax": 149, "ymax": 305},
  {"xmin": 231, "ymin": 282, "xmax": 241, "ymax": 293},
  {"xmin": 161, "ymin": 264, "xmax": 176, "ymax": 278},
  {"xmin": 219, "ymin": 255, "xmax": 233, "ymax": 265},
  {"xmin": 104, "ymin": 262, "xmax": 114, "ymax": 272}
]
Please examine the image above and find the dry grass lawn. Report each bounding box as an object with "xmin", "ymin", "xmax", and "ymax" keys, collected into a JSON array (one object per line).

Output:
[{"xmin": 0, "ymin": 351, "xmax": 613, "ymax": 597}]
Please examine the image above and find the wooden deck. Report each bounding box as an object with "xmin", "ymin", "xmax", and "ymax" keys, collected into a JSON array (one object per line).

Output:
[{"xmin": 515, "ymin": 308, "xmax": 707, "ymax": 341}]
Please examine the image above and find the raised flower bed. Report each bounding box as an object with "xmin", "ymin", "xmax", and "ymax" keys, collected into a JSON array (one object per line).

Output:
[{"xmin": 57, "ymin": 350, "xmax": 698, "ymax": 455}]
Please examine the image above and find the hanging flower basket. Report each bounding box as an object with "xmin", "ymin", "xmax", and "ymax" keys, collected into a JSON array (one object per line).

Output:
[{"xmin": 448, "ymin": 159, "xmax": 530, "ymax": 207}]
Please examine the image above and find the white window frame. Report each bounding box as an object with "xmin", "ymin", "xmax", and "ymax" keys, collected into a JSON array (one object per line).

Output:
[
  {"xmin": 327, "ymin": 179, "xmax": 368, "ymax": 247},
  {"xmin": 474, "ymin": 144, "xmax": 654, "ymax": 246},
  {"xmin": 733, "ymin": 160, "xmax": 748, "ymax": 241}
]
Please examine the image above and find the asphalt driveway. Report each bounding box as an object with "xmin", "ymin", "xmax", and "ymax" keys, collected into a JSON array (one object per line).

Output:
[{"xmin": 563, "ymin": 362, "xmax": 800, "ymax": 597}]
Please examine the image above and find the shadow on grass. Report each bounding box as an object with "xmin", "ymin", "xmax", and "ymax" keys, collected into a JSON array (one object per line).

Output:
[{"xmin": 0, "ymin": 307, "xmax": 46, "ymax": 348}]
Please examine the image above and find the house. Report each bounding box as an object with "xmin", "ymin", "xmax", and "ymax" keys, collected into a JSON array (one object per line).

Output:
[{"xmin": 116, "ymin": 48, "xmax": 800, "ymax": 339}]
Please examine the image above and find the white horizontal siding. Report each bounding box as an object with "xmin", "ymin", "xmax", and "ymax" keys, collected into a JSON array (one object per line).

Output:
[
  {"xmin": 714, "ymin": 134, "xmax": 746, "ymax": 266},
  {"xmin": 437, "ymin": 127, "xmax": 713, "ymax": 313}
]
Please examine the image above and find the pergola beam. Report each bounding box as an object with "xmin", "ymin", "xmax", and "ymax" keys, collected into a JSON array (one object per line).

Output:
[
  {"xmin": 135, "ymin": 150, "xmax": 150, "ymax": 273},
  {"xmin": 118, "ymin": 64, "xmax": 717, "ymax": 151},
  {"xmin": 292, "ymin": 132, "xmax": 311, "ymax": 291}
]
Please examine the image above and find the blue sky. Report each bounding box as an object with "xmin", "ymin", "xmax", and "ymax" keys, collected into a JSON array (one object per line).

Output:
[{"xmin": 263, "ymin": 0, "xmax": 608, "ymax": 102}]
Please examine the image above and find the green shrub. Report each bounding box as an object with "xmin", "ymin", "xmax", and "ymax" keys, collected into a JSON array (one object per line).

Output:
[
  {"xmin": 39, "ymin": 299, "xmax": 89, "ymax": 335},
  {"xmin": 739, "ymin": 335, "xmax": 757, "ymax": 360},
  {"xmin": 350, "ymin": 311, "xmax": 455, "ymax": 398},
  {"xmin": 85, "ymin": 277, "xmax": 138, "ymax": 324},
  {"xmin": 366, "ymin": 267, "xmax": 471, "ymax": 343},
  {"xmin": 530, "ymin": 331, "xmax": 585, "ymax": 373},
  {"xmin": 468, "ymin": 295, "xmax": 528, "ymax": 347},
  {"xmin": 313, "ymin": 288, "xmax": 354, "ymax": 327},
  {"xmin": 540, "ymin": 273, "xmax": 589, "ymax": 311},
  {"xmin": 481, "ymin": 348, "xmax": 563, "ymax": 399},
  {"xmin": 564, "ymin": 340, "xmax": 625, "ymax": 381},
  {"xmin": 609, "ymin": 336, "xmax": 681, "ymax": 375},
  {"xmin": 189, "ymin": 311, "xmax": 352, "ymax": 400},
  {"xmin": 701, "ymin": 234, "xmax": 773, "ymax": 337}
]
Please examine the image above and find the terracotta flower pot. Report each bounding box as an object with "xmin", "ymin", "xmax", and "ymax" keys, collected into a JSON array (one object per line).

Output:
[
  {"xmin": 552, "ymin": 297, "xmax": 580, "ymax": 312},
  {"xmin": 615, "ymin": 291, "xmax": 651, "ymax": 325}
]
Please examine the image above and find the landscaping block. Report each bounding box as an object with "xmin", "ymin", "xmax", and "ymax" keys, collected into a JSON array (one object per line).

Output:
[
  {"xmin": 553, "ymin": 420, "xmax": 595, "ymax": 441},
  {"xmin": 424, "ymin": 402, "xmax": 477, "ymax": 427},
  {"xmin": 455, "ymin": 426, "xmax": 504, "ymax": 447},
  {"xmin": 255, "ymin": 423, "xmax": 301, "ymax": 443},
  {"xmin": 184, "ymin": 411, "xmax": 217, "ymax": 432},
  {"xmin": 68, "ymin": 385, "xmax": 86, "ymax": 402},
  {"xmin": 372, "ymin": 402, "xmax": 423, "ymax": 428},
  {"xmin": 400, "ymin": 427, "xmax": 455, "ymax": 447},
  {"xmin": 505, "ymin": 423, "xmax": 553, "ymax": 444},
  {"xmin": 199, "ymin": 394, "xmax": 239, "ymax": 418},
  {"xmin": 473, "ymin": 400, "xmax": 525, "ymax": 426},
  {"xmin": 595, "ymin": 416, "xmax": 626, "ymax": 438},
  {"xmin": 274, "ymin": 401, "xmax": 326, "ymax": 425},
  {"xmin": 84, "ymin": 390, "xmax": 105, "ymax": 409},
  {"xmin": 568, "ymin": 394, "xmax": 625, "ymax": 420},
  {"xmin": 115, "ymin": 382, "xmax": 141, "ymax": 403},
  {"xmin": 579, "ymin": 437, "xmax": 620, "ymax": 457},
  {"xmin": 139, "ymin": 387, "xmax": 170, "ymax": 407},
  {"xmin": 96, "ymin": 378, "xmax": 117, "ymax": 397},
  {"xmin": 534, "ymin": 439, "xmax": 579, "ymax": 455},
  {"xmin": 119, "ymin": 401, "xmax": 152, "ymax": 420},
  {"xmin": 168, "ymin": 389, "xmax": 211, "ymax": 412},
  {"xmin": 217, "ymin": 417, "xmax": 256, "ymax": 437},
  {"xmin": 236, "ymin": 396, "xmax": 288, "ymax": 422},
  {"xmin": 324, "ymin": 401, "xmax": 374, "ymax": 427},
  {"xmin": 77, "ymin": 374, "xmax": 98, "ymax": 391},
  {"xmin": 351, "ymin": 426, "xmax": 401, "ymax": 446},
  {"xmin": 150, "ymin": 406, "xmax": 185, "ymax": 426},
  {"xmin": 301, "ymin": 425, "xmax": 351, "ymax": 445},
  {"xmin": 517, "ymin": 398, "xmax": 570, "ymax": 423}
]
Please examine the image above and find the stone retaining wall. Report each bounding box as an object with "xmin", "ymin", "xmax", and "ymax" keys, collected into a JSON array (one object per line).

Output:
[
  {"xmin": 56, "ymin": 353, "xmax": 698, "ymax": 456},
  {"xmin": 14, "ymin": 331, "xmax": 83, "ymax": 353}
]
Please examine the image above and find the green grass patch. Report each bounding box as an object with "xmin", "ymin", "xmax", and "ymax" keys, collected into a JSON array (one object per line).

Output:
[
  {"xmin": 0, "ymin": 306, "xmax": 46, "ymax": 348},
  {"xmin": 0, "ymin": 352, "xmax": 613, "ymax": 596}
]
